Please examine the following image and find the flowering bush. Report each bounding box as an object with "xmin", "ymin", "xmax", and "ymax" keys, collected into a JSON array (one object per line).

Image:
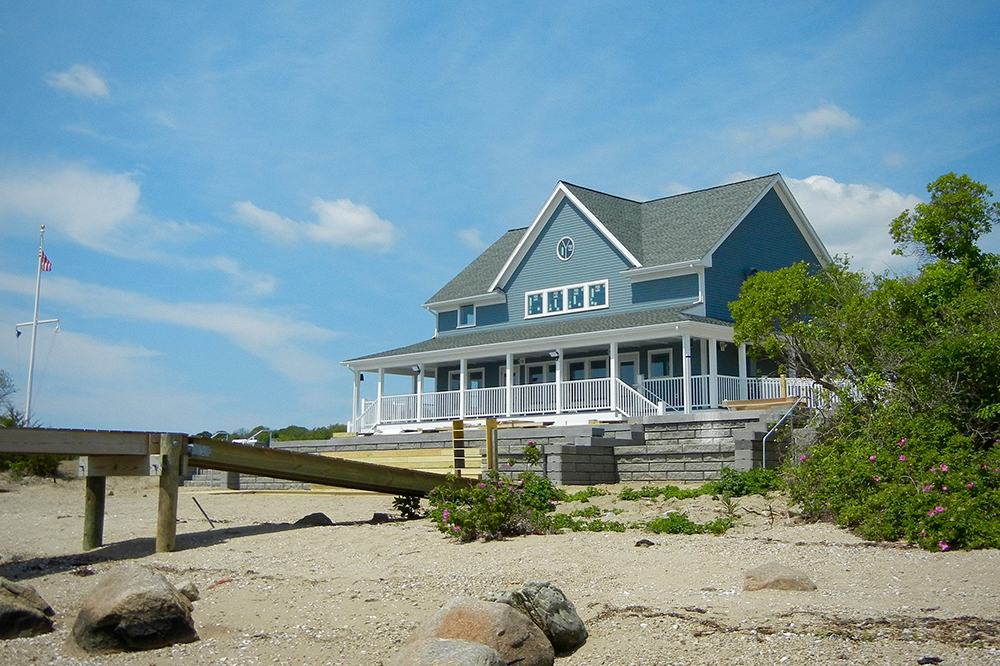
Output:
[
  {"xmin": 427, "ymin": 471, "xmax": 564, "ymax": 542},
  {"xmin": 786, "ymin": 407, "xmax": 1000, "ymax": 550}
]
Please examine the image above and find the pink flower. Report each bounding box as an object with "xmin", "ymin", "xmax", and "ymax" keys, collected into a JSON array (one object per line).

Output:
[
  {"xmin": 442, "ymin": 509, "xmax": 450, "ymax": 522},
  {"xmin": 920, "ymin": 530, "xmax": 926, "ymax": 537},
  {"xmin": 939, "ymin": 541, "xmax": 949, "ymax": 551},
  {"xmin": 922, "ymin": 485, "xmax": 933, "ymax": 492},
  {"xmin": 940, "ymin": 464, "xmax": 949, "ymax": 472},
  {"xmin": 927, "ymin": 509, "xmax": 936, "ymax": 517},
  {"xmin": 548, "ymin": 499, "xmax": 556, "ymax": 505},
  {"xmin": 869, "ymin": 455, "xmax": 877, "ymax": 461},
  {"xmin": 935, "ymin": 506, "xmax": 945, "ymax": 513},
  {"xmin": 966, "ymin": 482, "xmax": 975, "ymax": 488},
  {"xmin": 899, "ymin": 455, "xmax": 907, "ymax": 462},
  {"xmin": 526, "ymin": 510, "xmax": 532, "ymax": 515},
  {"xmin": 478, "ymin": 483, "xmax": 486, "ymax": 487},
  {"xmin": 942, "ymin": 487, "xmax": 948, "ymax": 492},
  {"xmin": 798, "ymin": 455, "xmax": 807, "ymax": 462},
  {"xmin": 898, "ymin": 438, "xmax": 907, "ymax": 446},
  {"xmin": 873, "ymin": 476, "xmax": 881, "ymax": 482},
  {"xmin": 453, "ymin": 525, "xmax": 460, "ymax": 532},
  {"xmin": 930, "ymin": 466, "xmax": 939, "ymax": 472}
]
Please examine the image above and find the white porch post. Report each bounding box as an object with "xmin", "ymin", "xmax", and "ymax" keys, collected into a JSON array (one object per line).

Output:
[
  {"xmin": 682, "ymin": 334, "xmax": 693, "ymax": 414},
  {"xmin": 709, "ymin": 338, "xmax": 719, "ymax": 408},
  {"xmin": 459, "ymin": 358, "xmax": 468, "ymax": 419},
  {"xmin": 351, "ymin": 369, "xmax": 360, "ymax": 433},
  {"xmin": 505, "ymin": 352, "xmax": 513, "ymax": 418},
  {"xmin": 738, "ymin": 343, "xmax": 748, "ymax": 400},
  {"xmin": 555, "ymin": 349, "xmax": 563, "ymax": 414},
  {"xmin": 609, "ymin": 341, "xmax": 619, "ymax": 413},
  {"xmin": 377, "ymin": 368, "xmax": 385, "ymax": 425},
  {"xmin": 415, "ymin": 365, "xmax": 423, "ymax": 423}
]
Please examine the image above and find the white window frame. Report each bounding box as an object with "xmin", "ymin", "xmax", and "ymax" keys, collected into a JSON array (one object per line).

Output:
[
  {"xmin": 457, "ymin": 304, "xmax": 475, "ymax": 328},
  {"xmin": 448, "ymin": 367, "xmax": 486, "ymax": 390},
  {"xmin": 646, "ymin": 348, "xmax": 675, "ymax": 378},
  {"xmin": 565, "ymin": 355, "xmax": 610, "ymax": 380},
  {"xmin": 524, "ymin": 279, "xmax": 609, "ymax": 320}
]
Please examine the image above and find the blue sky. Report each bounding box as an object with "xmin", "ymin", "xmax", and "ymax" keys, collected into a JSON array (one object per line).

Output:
[{"xmin": 1, "ymin": 1, "xmax": 998, "ymax": 433}]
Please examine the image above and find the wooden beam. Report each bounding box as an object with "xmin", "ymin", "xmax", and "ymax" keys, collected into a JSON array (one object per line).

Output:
[
  {"xmin": 156, "ymin": 434, "xmax": 184, "ymax": 553},
  {"xmin": 187, "ymin": 438, "xmax": 476, "ymax": 495},
  {"xmin": 82, "ymin": 476, "xmax": 106, "ymax": 551},
  {"xmin": 79, "ymin": 455, "xmax": 161, "ymax": 477},
  {"xmin": 0, "ymin": 429, "xmax": 154, "ymax": 456}
]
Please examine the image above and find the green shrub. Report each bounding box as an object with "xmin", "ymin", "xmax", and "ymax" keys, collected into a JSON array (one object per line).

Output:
[
  {"xmin": 564, "ymin": 486, "xmax": 608, "ymax": 502},
  {"xmin": 647, "ymin": 513, "xmax": 736, "ymax": 536},
  {"xmin": 703, "ymin": 468, "xmax": 783, "ymax": 497},
  {"xmin": 0, "ymin": 454, "xmax": 63, "ymax": 478},
  {"xmin": 427, "ymin": 471, "xmax": 562, "ymax": 542}
]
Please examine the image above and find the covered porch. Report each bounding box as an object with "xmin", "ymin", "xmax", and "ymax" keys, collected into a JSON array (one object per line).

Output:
[{"xmin": 344, "ymin": 320, "xmax": 819, "ymax": 433}]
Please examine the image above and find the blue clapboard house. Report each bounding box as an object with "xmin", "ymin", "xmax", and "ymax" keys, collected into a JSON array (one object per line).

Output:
[{"xmin": 343, "ymin": 174, "xmax": 830, "ymax": 433}]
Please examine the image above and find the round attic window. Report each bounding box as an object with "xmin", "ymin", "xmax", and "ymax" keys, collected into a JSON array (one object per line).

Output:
[{"xmin": 556, "ymin": 236, "xmax": 575, "ymax": 261}]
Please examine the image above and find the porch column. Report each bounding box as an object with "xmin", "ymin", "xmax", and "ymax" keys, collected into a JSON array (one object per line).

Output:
[
  {"xmin": 459, "ymin": 358, "xmax": 468, "ymax": 419},
  {"xmin": 351, "ymin": 369, "xmax": 360, "ymax": 433},
  {"xmin": 554, "ymin": 349, "xmax": 563, "ymax": 414},
  {"xmin": 505, "ymin": 352, "xmax": 513, "ymax": 418},
  {"xmin": 415, "ymin": 365, "xmax": 423, "ymax": 423},
  {"xmin": 377, "ymin": 368, "xmax": 385, "ymax": 425},
  {"xmin": 738, "ymin": 343, "xmax": 748, "ymax": 400},
  {"xmin": 609, "ymin": 341, "xmax": 619, "ymax": 413},
  {"xmin": 681, "ymin": 334, "xmax": 693, "ymax": 414},
  {"xmin": 708, "ymin": 338, "xmax": 719, "ymax": 408}
]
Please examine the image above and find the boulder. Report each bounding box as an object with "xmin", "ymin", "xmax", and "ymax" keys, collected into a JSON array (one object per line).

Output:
[
  {"xmin": 486, "ymin": 580, "xmax": 588, "ymax": 654},
  {"xmin": 294, "ymin": 512, "xmax": 333, "ymax": 527},
  {"xmin": 390, "ymin": 637, "xmax": 506, "ymax": 666},
  {"xmin": 408, "ymin": 597, "xmax": 554, "ymax": 666},
  {"xmin": 72, "ymin": 565, "xmax": 198, "ymax": 653},
  {"xmin": 744, "ymin": 562, "xmax": 817, "ymax": 592},
  {"xmin": 0, "ymin": 576, "xmax": 55, "ymax": 639}
]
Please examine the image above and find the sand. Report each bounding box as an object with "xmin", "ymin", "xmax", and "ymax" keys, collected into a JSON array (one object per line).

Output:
[{"xmin": 1, "ymin": 472, "xmax": 999, "ymax": 666}]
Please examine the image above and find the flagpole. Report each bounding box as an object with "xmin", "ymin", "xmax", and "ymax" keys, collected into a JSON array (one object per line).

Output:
[{"xmin": 24, "ymin": 225, "xmax": 46, "ymax": 424}]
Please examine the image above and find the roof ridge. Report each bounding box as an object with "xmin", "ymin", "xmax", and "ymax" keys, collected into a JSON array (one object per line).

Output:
[
  {"xmin": 640, "ymin": 173, "xmax": 778, "ymax": 205},
  {"xmin": 560, "ymin": 181, "xmax": 643, "ymax": 205}
]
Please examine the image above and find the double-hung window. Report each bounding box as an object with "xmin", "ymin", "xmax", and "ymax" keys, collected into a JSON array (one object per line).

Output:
[
  {"xmin": 524, "ymin": 279, "xmax": 609, "ymax": 319},
  {"xmin": 458, "ymin": 304, "xmax": 475, "ymax": 328}
]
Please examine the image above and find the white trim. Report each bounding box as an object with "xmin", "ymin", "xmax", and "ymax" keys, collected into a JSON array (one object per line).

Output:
[
  {"xmin": 622, "ymin": 260, "xmax": 704, "ymax": 283},
  {"xmin": 618, "ymin": 351, "xmax": 640, "ymax": 386},
  {"xmin": 556, "ymin": 236, "xmax": 575, "ymax": 261},
  {"xmin": 449, "ymin": 366, "xmax": 486, "ymax": 390},
  {"xmin": 565, "ymin": 354, "xmax": 610, "ymax": 380},
  {"xmin": 489, "ymin": 182, "xmax": 641, "ymax": 293},
  {"xmin": 525, "ymin": 278, "xmax": 609, "ymax": 319},
  {"xmin": 701, "ymin": 175, "xmax": 832, "ymax": 269},
  {"xmin": 424, "ymin": 291, "xmax": 506, "ymax": 312},
  {"xmin": 457, "ymin": 304, "xmax": 476, "ymax": 329},
  {"xmin": 646, "ymin": 348, "xmax": 674, "ymax": 378}
]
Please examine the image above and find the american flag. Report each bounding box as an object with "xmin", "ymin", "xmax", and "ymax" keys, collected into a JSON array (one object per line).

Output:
[{"xmin": 39, "ymin": 249, "xmax": 51, "ymax": 272}]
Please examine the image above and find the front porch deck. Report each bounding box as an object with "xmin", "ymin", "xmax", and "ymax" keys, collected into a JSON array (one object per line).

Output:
[{"xmin": 355, "ymin": 375, "xmax": 829, "ymax": 433}]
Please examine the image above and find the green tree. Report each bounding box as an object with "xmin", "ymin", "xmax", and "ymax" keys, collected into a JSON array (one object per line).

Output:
[{"xmin": 890, "ymin": 172, "xmax": 1000, "ymax": 266}]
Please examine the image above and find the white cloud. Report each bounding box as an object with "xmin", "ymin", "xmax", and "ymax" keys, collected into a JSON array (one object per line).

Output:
[
  {"xmin": 768, "ymin": 104, "xmax": 861, "ymax": 140},
  {"xmin": 234, "ymin": 198, "xmax": 398, "ymax": 252},
  {"xmin": 0, "ymin": 271, "xmax": 337, "ymax": 384},
  {"xmin": 46, "ymin": 64, "xmax": 110, "ymax": 99},
  {"xmin": 0, "ymin": 164, "xmax": 274, "ymax": 295},
  {"xmin": 785, "ymin": 175, "xmax": 923, "ymax": 275},
  {"xmin": 457, "ymin": 228, "xmax": 486, "ymax": 251}
]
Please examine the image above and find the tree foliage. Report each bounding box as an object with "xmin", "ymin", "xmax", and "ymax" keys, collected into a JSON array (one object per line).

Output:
[{"xmin": 730, "ymin": 174, "xmax": 1000, "ymax": 549}]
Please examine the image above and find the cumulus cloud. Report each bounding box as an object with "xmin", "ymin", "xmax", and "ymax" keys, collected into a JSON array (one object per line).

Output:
[
  {"xmin": 234, "ymin": 198, "xmax": 398, "ymax": 252},
  {"xmin": 769, "ymin": 105, "xmax": 861, "ymax": 140},
  {"xmin": 46, "ymin": 64, "xmax": 110, "ymax": 99},
  {"xmin": 457, "ymin": 228, "xmax": 486, "ymax": 251},
  {"xmin": 785, "ymin": 175, "xmax": 922, "ymax": 275},
  {"xmin": 0, "ymin": 164, "xmax": 273, "ymax": 295},
  {"xmin": 0, "ymin": 271, "xmax": 337, "ymax": 384}
]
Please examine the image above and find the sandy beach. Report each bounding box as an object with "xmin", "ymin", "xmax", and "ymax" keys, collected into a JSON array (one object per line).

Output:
[{"xmin": 1, "ymin": 472, "xmax": 999, "ymax": 665}]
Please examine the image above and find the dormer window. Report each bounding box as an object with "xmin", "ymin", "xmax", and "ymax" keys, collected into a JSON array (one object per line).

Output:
[{"xmin": 458, "ymin": 304, "xmax": 475, "ymax": 328}]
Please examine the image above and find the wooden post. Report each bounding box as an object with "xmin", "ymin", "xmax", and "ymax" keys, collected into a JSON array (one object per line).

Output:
[
  {"xmin": 157, "ymin": 433, "xmax": 183, "ymax": 553},
  {"xmin": 82, "ymin": 475, "xmax": 106, "ymax": 551},
  {"xmin": 485, "ymin": 417, "xmax": 498, "ymax": 471},
  {"xmin": 452, "ymin": 420, "xmax": 465, "ymax": 477}
]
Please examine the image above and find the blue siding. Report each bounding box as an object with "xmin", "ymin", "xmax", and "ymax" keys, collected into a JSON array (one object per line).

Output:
[
  {"xmin": 475, "ymin": 302, "xmax": 509, "ymax": 327},
  {"xmin": 705, "ymin": 189, "xmax": 821, "ymax": 321},
  {"xmin": 438, "ymin": 310, "xmax": 457, "ymax": 333},
  {"xmin": 631, "ymin": 274, "xmax": 699, "ymax": 304}
]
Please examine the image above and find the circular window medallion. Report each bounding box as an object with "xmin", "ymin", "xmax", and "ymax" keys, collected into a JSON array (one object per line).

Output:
[{"xmin": 556, "ymin": 236, "xmax": 575, "ymax": 261}]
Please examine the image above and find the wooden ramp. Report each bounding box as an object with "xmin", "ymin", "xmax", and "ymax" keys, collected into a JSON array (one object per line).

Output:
[{"xmin": 0, "ymin": 428, "xmax": 481, "ymax": 554}]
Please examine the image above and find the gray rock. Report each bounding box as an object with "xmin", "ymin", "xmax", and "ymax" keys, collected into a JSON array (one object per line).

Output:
[
  {"xmin": 294, "ymin": 512, "xmax": 333, "ymax": 527},
  {"xmin": 486, "ymin": 580, "xmax": 588, "ymax": 654},
  {"xmin": 0, "ymin": 576, "xmax": 55, "ymax": 639},
  {"xmin": 176, "ymin": 580, "xmax": 200, "ymax": 602},
  {"xmin": 744, "ymin": 562, "xmax": 818, "ymax": 592},
  {"xmin": 72, "ymin": 565, "xmax": 199, "ymax": 653},
  {"xmin": 408, "ymin": 597, "xmax": 554, "ymax": 666},
  {"xmin": 390, "ymin": 637, "xmax": 506, "ymax": 666}
]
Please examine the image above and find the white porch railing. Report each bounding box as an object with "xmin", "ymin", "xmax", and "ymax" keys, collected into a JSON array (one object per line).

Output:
[{"xmin": 354, "ymin": 375, "xmax": 832, "ymax": 431}]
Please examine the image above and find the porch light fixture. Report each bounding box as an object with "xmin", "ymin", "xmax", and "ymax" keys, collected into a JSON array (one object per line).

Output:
[
  {"xmin": 411, "ymin": 365, "xmax": 420, "ymax": 372},
  {"xmin": 549, "ymin": 350, "xmax": 560, "ymax": 358}
]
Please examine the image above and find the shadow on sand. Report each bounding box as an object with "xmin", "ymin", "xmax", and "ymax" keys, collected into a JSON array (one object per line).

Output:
[{"xmin": 0, "ymin": 516, "xmax": 396, "ymax": 582}]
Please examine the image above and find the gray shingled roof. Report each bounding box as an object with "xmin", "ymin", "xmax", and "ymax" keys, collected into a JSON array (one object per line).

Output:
[
  {"xmin": 425, "ymin": 227, "xmax": 526, "ymax": 305},
  {"xmin": 345, "ymin": 306, "xmax": 730, "ymax": 363},
  {"xmin": 425, "ymin": 175, "xmax": 776, "ymax": 305}
]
